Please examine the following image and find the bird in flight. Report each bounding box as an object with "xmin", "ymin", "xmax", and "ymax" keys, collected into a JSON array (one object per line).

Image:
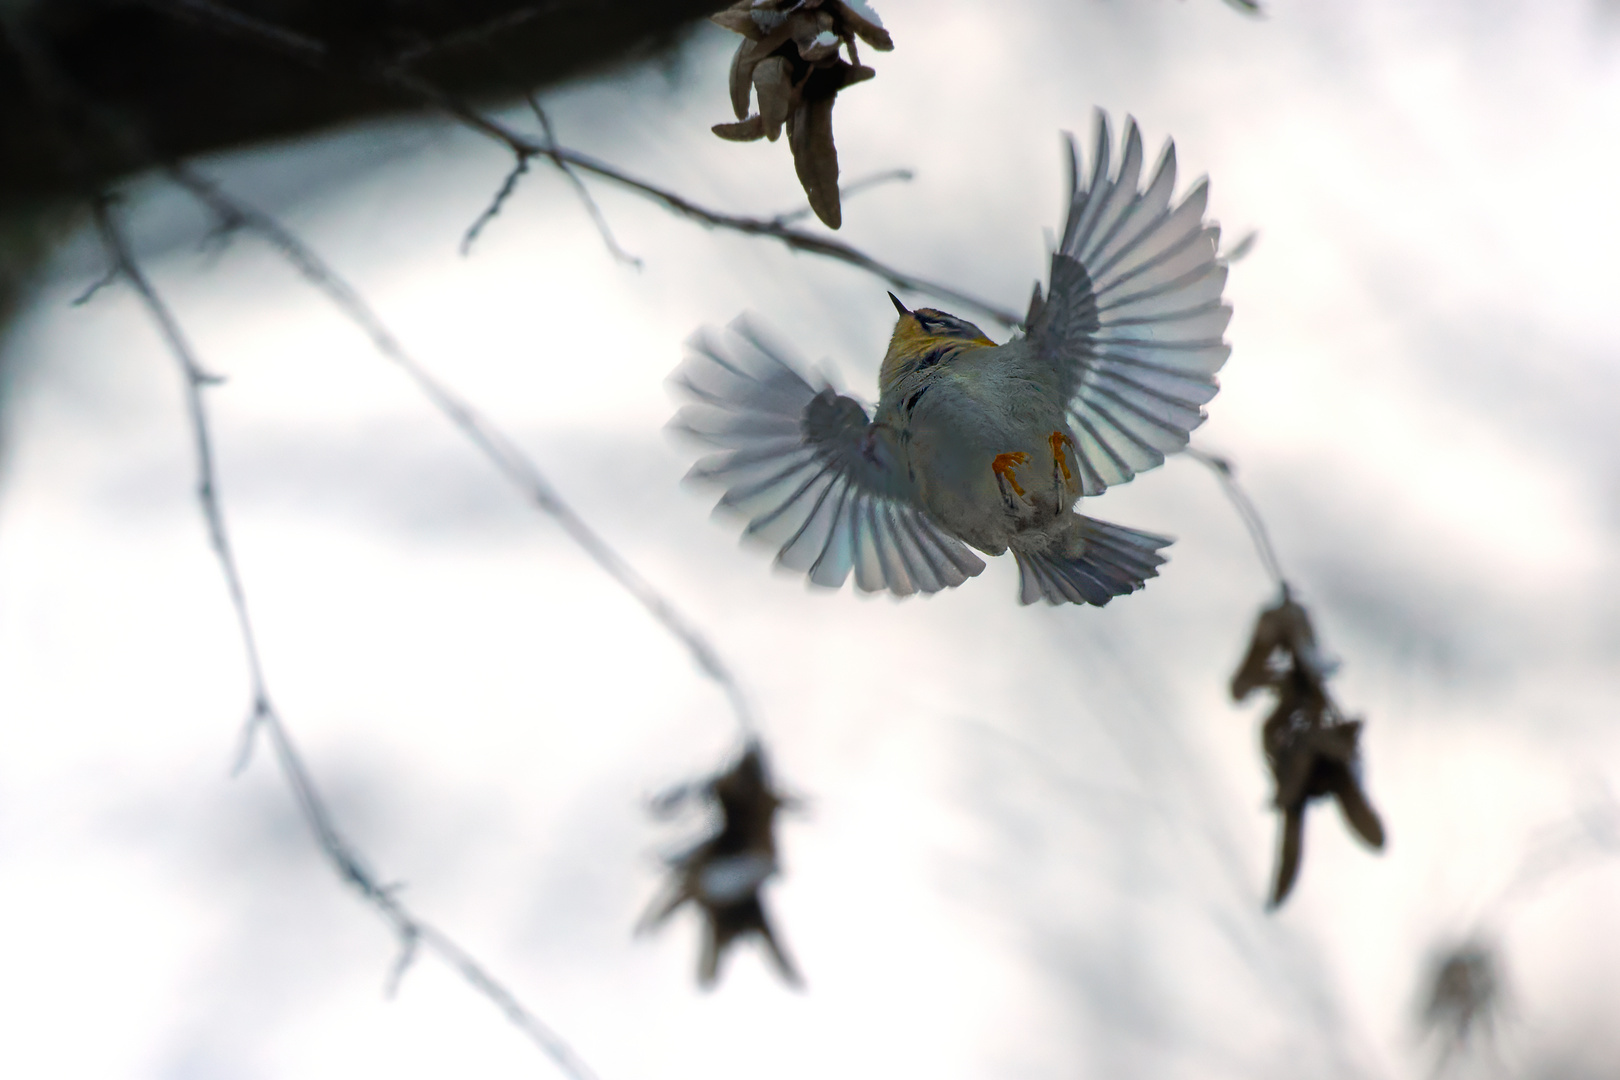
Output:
[{"xmin": 672, "ymin": 110, "xmax": 1231, "ymax": 604}]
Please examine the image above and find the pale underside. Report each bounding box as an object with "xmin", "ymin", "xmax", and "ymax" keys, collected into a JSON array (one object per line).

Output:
[{"xmin": 671, "ymin": 110, "xmax": 1231, "ymax": 605}]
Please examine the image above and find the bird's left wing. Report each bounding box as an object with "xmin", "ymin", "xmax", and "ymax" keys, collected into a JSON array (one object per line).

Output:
[
  {"xmin": 671, "ymin": 318, "xmax": 985, "ymax": 596},
  {"xmin": 1026, "ymin": 111, "xmax": 1233, "ymax": 495}
]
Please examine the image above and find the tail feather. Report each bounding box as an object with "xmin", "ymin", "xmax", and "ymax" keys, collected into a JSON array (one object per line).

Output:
[{"xmin": 1011, "ymin": 516, "xmax": 1172, "ymax": 606}]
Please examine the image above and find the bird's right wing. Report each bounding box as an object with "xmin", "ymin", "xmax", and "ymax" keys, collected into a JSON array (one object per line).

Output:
[{"xmin": 671, "ymin": 318, "xmax": 985, "ymax": 596}]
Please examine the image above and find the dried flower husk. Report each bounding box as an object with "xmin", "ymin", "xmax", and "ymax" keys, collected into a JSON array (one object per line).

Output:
[
  {"xmin": 709, "ymin": 0, "xmax": 891, "ymax": 228},
  {"xmin": 1235, "ymin": 587, "xmax": 1385, "ymax": 907},
  {"xmin": 727, "ymin": 20, "xmax": 798, "ymax": 119},
  {"xmin": 789, "ymin": 93, "xmax": 839, "ymax": 228},
  {"xmin": 753, "ymin": 55, "xmax": 794, "ymax": 141},
  {"xmin": 829, "ymin": 0, "xmax": 894, "ymax": 50},
  {"xmin": 638, "ymin": 742, "xmax": 802, "ymax": 988},
  {"xmin": 712, "ymin": 116, "xmax": 767, "ymax": 142},
  {"xmin": 1423, "ymin": 941, "xmax": 1502, "ymax": 1048},
  {"xmin": 1231, "ymin": 593, "xmax": 1328, "ymax": 701}
]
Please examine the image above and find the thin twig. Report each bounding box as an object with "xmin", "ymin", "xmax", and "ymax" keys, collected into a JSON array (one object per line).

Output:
[
  {"xmin": 91, "ymin": 195, "xmax": 272, "ymax": 718},
  {"xmin": 770, "ymin": 168, "xmax": 915, "ymax": 226},
  {"xmin": 155, "ymin": 0, "xmax": 330, "ymax": 65},
  {"xmin": 143, "ymin": 0, "xmax": 1023, "ymax": 327},
  {"xmin": 90, "ymin": 192, "xmax": 606, "ymax": 1080},
  {"xmin": 391, "ymin": 3, "xmax": 568, "ymax": 68},
  {"xmin": 169, "ymin": 163, "xmax": 756, "ymax": 734},
  {"xmin": 460, "ymin": 82, "xmax": 643, "ymax": 264},
  {"xmin": 460, "ymin": 153, "xmax": 531, "ymax": 254},
  {"xmin": 549, "ymin": 143, "xmax": 1020, "ymax": 325},
  {"xmin": 522, "ymin": 93, "xmax": 641, "ymax": 266},
  {"xmin": 1183, "ymin": 445, "xmax": 1286, "ymax": 589}
]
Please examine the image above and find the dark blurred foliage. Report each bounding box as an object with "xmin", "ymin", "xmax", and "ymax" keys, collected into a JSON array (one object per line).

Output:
[
  {"xmin": 0, "ymin": 0, "xmax": 725, "ymax": 206},
  {"xmin": 1231, "ymin": 589, "xmax": 1385, "ymax": 907},
  {"xmin": 640, "ymin": 740, "xmax": 802, "ymax": 989},
  {"xmin": 1420, "ymin": 940, "xmax": 1503, "ymax": 1073}
]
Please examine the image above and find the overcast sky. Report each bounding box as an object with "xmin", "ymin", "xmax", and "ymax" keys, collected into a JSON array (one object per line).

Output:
[{"xmin": 2, "ymin": 2, "xmax": 1618, "ymax": 1079}]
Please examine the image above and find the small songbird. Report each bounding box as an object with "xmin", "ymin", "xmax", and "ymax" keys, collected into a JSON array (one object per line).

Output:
[{"xmin": 671, "ymin": 110, "xmax": 1231, "ymax": 604}]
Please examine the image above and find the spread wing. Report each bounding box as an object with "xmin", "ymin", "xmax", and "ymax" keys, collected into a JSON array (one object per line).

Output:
[
  {"xmin": 1026, "ymin": 110, "xmax": 1232, "ymax": 496},
  {"xmin": 671, "ymin": 318, "xmax": 985, "ymax": 596}
]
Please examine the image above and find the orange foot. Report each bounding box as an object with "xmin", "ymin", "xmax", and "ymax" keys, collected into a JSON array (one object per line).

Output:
[
  {"xmin": 1048, "ymin": 431, "xmax": 1074, "ymax": 482},
  {"xmin": 992, "ymin": 451, "xmax": 1030, "ymax": 497}
]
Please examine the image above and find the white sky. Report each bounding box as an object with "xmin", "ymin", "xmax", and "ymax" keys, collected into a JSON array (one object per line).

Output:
[{"xmin": 1, "ymin": 2, "xmax": 1618, "ymax": 1078}]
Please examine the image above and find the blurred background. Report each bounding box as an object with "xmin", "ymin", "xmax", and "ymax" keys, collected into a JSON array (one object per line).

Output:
[{"xmin": 1, "ymin": 1, "xmax": 1618, "ymax": 1077}]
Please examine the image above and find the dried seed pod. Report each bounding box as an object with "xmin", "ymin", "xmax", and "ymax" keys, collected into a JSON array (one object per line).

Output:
[
  {"xmin": 709, "ymin": 0, "xmax": 891, "ymax": 228},
  {"xmin": 710, "ymin": 6, "xmax": 757, "ymax": 38},
  {"xmin": 727, "ymin": 38, "xmax": 754, "ymax": 120},
  {"xmin": 1236, "ymin": 588, "xmax": 1384, "ymax": 908},
  {"xmin": 753, "ymin": 56, "xmax": 794, "ymax": 141},
  {"xmin": 638, "ymin": 741, "xmax": 803, "ymax": 989},
  {"xmin": 790, "ymin": 95, "xmax": 841, "ymax": 229},
  {"xmin": 830, "ymin": 0, "xmax": 894, "ymax": 50},
  {"xmin": 727, "ymin": 21, "xmax": 798, "ymax": 120},
  {"xmin": 793, "ymin": 13, "xmax": 841, "ymax": 62},
  {"xmin": 712, "ymin": 116, "xmax": 767, "ymax": 142},
  {"xmin": 1421, "ymin": 939, "xmax": 1504, "ymax": 1067}
]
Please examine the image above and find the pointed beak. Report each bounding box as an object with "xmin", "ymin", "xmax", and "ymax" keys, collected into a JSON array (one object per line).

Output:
[{"xmin": 888, "ymin": 291, "xmax": 909, "ymax": 316}]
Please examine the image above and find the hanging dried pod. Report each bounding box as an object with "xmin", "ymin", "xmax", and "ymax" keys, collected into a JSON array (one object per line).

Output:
[
  {"xmin": 638, "ymin": 740, "xmax": 803, "ymax": 988},
  {"xmin": 1421, "ymin": 939, "xmax": 1505, "ymax": 1071},
  {"xmin": 708, "ymin": 0, "xmax": 894, "ymax": 227},
  {"xmin": 1234, "ymin": 588, "xmax": 1385, "ymax": 907}
]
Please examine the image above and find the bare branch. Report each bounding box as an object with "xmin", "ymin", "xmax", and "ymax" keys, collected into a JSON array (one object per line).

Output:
[
  {"xmin": 89, "ymin": 191, "xmax": 607, "ymax": 1080},
  {"xmin": 1183, "ymin": 445, "xmax": 1287, "ymax": 589},
  {"xmin": 384, "ymin": 925, "xmax": 421, "ymax": 999},
  {"xmin": 90, "ymin": 194, "xmax": 271, "ymax": 721},
  {"xmin": 541, "ymin": 144, "xmax": 1020, "ymax": 326},
  {"xmin": 460, "ymin": 153, "xmax": 532, "ymax": 254},
  {"xmin": 169, "ymin": 163, "xmax": 757, "ymax": 733},
  {"xmin": 523, "ymin": 93, "xmax": 641, "ymax": 267},
  {"xmin": 391, "ymin": 3, "xmax": 570, "ymax": 68},
  {"xmin": 142, "ymin": 0, "xmax": 1022, "ymax": 327},
  {"xmin": 151, "ymin": 0, "xmax": 330, "ymax": 65},
  {"xmin": 769, "ymin": 167, "xmax": 915, "ymax": 227}
]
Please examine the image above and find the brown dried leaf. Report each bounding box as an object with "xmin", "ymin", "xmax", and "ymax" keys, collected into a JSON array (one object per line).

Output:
[
  {"xmin": 728, "ymin": 21, "xmax": 800, "ymax": 119},
  {"xmin": 727, "ymin": 38, "xmax": 755, "ymax": 119},
  {"xmin": 1230, "ymin": 594, "xmax": 1319, "ymax": 700},
  {"xmin": 1271, "ymin": 732, "xmax": 1318, "ymax": 812},
  {"xmin": 1329, "ymin": 766, "xmax": 1386, "ymax": 848},
  {"xmin": 839, "ymin": 62, "xmax": 876, "ymax": 90},
  {"xmin": 1423, "ymin": 943, "xmax": 1500, "ymax": 1045},
  {"xmin": 753, "ymin": 56, "xmax": 795, "ymax": 142},
  {"xmin": 712, "ymin": 116, "xmax": 766, "ymax": 142},
  {"xmin": 638, "ymin": 742, "xmax": 802, "ymax": 988},
  {"xmin": 791, "ymin": 10, "xmax": 839, "ymax": 60},
  {"xmin": 710, "ymin": 4, "xmax": 761, "ymax": 39},
  {"xmin": 1270, "ymin": 805, "xmax": 1305, "ymax": 907},
  {"xmin": 789, "ymin": 96, "xmax": 841, "ymax": 228},
  {"xmin": 829, "ymin": 0, "xmax": 894, "ymax": 50}
]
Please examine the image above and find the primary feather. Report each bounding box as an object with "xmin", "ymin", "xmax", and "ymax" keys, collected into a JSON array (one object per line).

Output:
[
  {"xmin": 671, "ymin": 319, "xmax": 986, "ymax": 596},
  {"xmin": 1026, "ymin": 109, "xmax": 1232, "ymax": 495}
]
